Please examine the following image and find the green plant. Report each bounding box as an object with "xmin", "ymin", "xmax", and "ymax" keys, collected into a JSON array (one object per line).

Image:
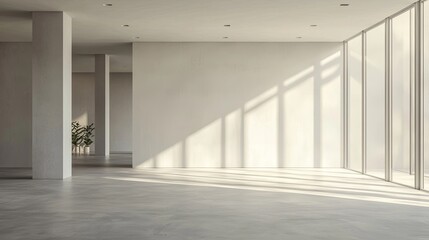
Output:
[
  {"xmin": 82, "ymin": 123, "xmax": 95, "ymax": 147},
  {"xmin": 72, "ymin": 121, "xmax": 84, "ymax": 148}
]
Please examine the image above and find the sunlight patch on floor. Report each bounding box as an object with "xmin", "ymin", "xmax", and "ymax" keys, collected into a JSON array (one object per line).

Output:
[{"xmin": 105, "ymin": 168, "xmax": 429, "ymax": 208}]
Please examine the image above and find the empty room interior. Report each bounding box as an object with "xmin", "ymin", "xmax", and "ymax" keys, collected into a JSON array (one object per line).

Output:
[{"xmin": 2, "ymin": 0, "xmax": 429, "ymax": 239}]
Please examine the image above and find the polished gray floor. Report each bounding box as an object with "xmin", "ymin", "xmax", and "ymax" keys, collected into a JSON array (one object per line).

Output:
[{"xmin": 1, "ymin": 154, "xmax": 429, "ymax": 240}]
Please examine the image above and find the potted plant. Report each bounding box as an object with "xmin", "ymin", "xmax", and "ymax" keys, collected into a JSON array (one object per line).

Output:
[
  {"xmin": 72, "ymin": 121, "xmax": 84, "ymax": 154},
  {"xmin": 82, "ymin": 123, "xmax": 95, "ymax": 155}
]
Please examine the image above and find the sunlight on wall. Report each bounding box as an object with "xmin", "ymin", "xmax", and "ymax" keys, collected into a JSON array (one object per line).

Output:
[
  {"xmin": 320, "ymin": 56, "xmax": 342, "ymax": 167},
  {"xmin": 74, "ymin": 113, "xmax": 88, "ymax": 126},
  {"xmin": 225, "ymin": 109, "xmax": 242, "ymax": 167},
  {"xmin": 244, "ymin": 87, "xmax": 278, "ymax": 111},
  {"xmin": 186, "ymin": 120, "xmax": 222, "ymax": 167},
  {"xmin": 245, "ymin": 91, "xmax": 278, "ymax": 167},
  {"xmin": 133, "ymin": 43, "xmax": 343, "ymax": 168},
  {"xmin": 140, "ymin": 158, "xmax": 155, "ymax": 168},
  {"xmin": 320, "ymin": 51, "xmax": 341, "ymax": 66},
  {"xmin": 283, "ymin": 66, "xmax": 314, "ymax": 88},
  {"xmin": 321, "ymin": 64, "xmax": 340, "ymax": 79},
  {"xmin": 155, "ymin": 142, "xmax": 183, "ymax": 167},
  {"xmin": 283, "ymin": 73, "xmax": 314, "ymax": 167},
  {"xmin": 135, "ymin": 53, "xmax": 342, "ymax": 168}
]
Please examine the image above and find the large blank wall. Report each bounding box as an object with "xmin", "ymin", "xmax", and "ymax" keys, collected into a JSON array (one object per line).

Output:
[
  {"xmin": 72, "ymin": 73, "xmax": 132, "ymax": 153},
  {"xmin": 133, "ymin": 42, "xmax": 343, "ymax": 168},
  {"xmin": 0, "ymin": 43, "xmax": 32, "ymax": 167}
]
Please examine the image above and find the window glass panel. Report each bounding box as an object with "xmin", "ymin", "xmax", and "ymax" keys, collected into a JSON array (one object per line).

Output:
[
  {"xmin": 348, "ymin": 35, "xmax": 363, "ymax": 172},
  {"xmin": 366, "ymin": 24, "xmax": 386, "ymax": 179},
  {"xmin": 392, "ymin": 9, "xmax": 414, "ymax": 187}
]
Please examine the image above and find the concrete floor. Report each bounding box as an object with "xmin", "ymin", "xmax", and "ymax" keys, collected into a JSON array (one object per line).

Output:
[{"xmin": 1, "ymin": 155, "xmax": 429, "ymax": 240}]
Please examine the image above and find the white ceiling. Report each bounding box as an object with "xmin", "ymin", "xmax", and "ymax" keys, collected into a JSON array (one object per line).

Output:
[{"xmin": 0, "ymin": 0, "xmax": 417, "ymax": 72}]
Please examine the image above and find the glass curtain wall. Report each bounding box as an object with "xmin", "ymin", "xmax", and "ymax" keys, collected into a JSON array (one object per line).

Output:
[
  {"xmin": 348, "ymin": 35, "xmax": 363, "ymax": 172},
  {"xmin": 391, "ymin": 8, "xmax": 415, "ymax": 187},
  {"xmin": 344, "ymin": 2, "xmax": 429, "ymax": 190},
  {"xmin": 366, "ymin": 24, "xmax": 386, "ymax": 179}
]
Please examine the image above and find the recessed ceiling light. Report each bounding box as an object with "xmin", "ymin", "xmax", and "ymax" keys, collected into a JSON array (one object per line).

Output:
[
  {"xmin": 224, "ymin": 24, "xmax": 231, "ymax": 27},
  {"xmin": 103, "ymin": 3, "xmax": 113, "ymax": 7},
  {"xmin": 310, "ymin": 24, "xmax": 318, "ymax": 27},
  {"xmin": 340, "ymin": 3, "xmax": 350, "ymax": 7},
  {"xmin": 122, "ymin": 24, "xmax": 130, "ymax": 27}
]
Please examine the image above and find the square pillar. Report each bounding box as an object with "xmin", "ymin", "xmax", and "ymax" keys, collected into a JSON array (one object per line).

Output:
[
  {"xmin": 95, "ymin": 54, "xmax": 110, "ymax": 156},
  {"xmin": 32, "ymin": 12, "xmax": 72, "ymax": 179}
]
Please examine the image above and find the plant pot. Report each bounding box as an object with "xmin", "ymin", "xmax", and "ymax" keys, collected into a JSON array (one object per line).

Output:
[
  {"xmin": 72, "ymin": 145, "xmax": 79, "ymax": 154},
  {"xmin": 84, "ymin": 146, "xmax": 90, "ymax": 155}
]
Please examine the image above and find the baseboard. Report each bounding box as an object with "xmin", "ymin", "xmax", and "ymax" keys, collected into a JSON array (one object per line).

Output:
[{"xmin": 110, "ymin": 151, "xmax": 132, "ymax": 154}]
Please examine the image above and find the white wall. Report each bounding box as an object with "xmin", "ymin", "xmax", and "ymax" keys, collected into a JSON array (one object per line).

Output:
[
  {"xmin": 0, "ymin": 43, "xmax": 32, "ymax": 167},
  {"xmin": 72, "ymin": 72, "xmax": 132, "ymax": 153},
  {"xmin": 73, "ymin": 73, "xmax": 95, "ymax": 127},
  {"xmin": 110, "ymin": 73, "xmax": 132, "ymax": 153},
  {"xmin": 133, "ymin": 42, "xmax": 342, "ymax": 168}
]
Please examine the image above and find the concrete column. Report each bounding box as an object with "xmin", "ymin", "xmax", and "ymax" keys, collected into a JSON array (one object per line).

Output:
[
  {"xmin": 95, "ymin": 54, "xmax": 110, "ymax": 156},
  {"xmin": 32, "ymin": 12, "xmax": 72, "ymax": 179}
]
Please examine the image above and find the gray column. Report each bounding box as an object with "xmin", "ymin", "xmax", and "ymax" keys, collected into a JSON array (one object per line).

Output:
[
  {"xmin": 32, "ymin": 12, "xmax": 72, "ymax": 179},
  {"xmin": 95, "ymin": 54, "xmax": 110, "ymax": 156}
]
